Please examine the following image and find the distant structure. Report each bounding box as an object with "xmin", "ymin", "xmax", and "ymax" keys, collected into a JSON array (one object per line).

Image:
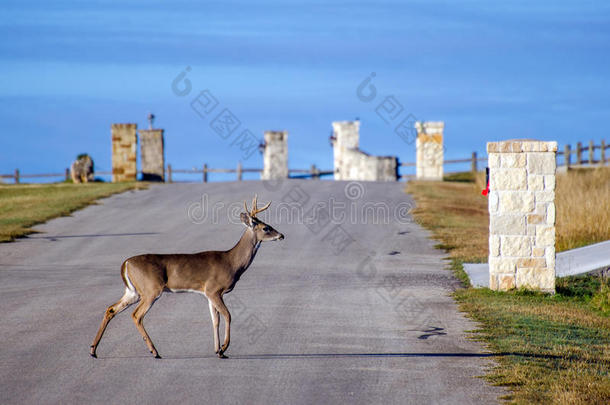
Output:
[
  {"xmin": 70, "ymin": 154, "xmax": 94, "ymax": 183},
  {"xmin": 139, "ymin": 114, "xmax": 165, "ymax": 182},
  {"xmin": 331, "ymin": 120, "xmax": 397, "ymax": 181},
  {"xmin": 415, "ymin": 121, "xmax": 444, "ymax": 180},
  {"xmin": 111, "ymin": 123, "xmax": 138, "ymax": 182},
  {"xmin": 261, "ymin": 130, "xmax": 289, "ymax": 180}
]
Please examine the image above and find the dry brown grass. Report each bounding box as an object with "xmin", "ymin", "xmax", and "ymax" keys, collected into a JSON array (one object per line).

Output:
[
  {"xmin": 556, "ymin": 167, "xmax": 610, "ymax": 251},
  {"xmin": 406, "ymin": 179, "xmax": 489, "ymax": 262},
  {"xmin": 408, "ymin": 167, "xmax": 610, "ymax": 261}
]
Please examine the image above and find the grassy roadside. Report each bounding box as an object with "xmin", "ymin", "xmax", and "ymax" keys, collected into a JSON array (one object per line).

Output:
[
  {"xmin": 0, "ymin": 182, "xmax": 146, "ymax": 242},
  {"xmin": 406, "ymin": 168, "xmax": 610, "ymax": 404}
]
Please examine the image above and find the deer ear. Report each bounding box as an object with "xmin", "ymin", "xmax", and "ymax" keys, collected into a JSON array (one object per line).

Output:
[{"xmin": 240, "ymin": 212, "xmax": 253, "ymax": 228}]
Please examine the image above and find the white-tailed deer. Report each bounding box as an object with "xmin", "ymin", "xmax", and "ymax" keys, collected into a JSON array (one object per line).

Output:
[{"xmin": 90, "ymin": 195, "xmax": 284, "ymax": 359}]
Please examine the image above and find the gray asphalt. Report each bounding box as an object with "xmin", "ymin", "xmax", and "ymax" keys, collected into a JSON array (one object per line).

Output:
[{"xmin": 0, "ymin": 180, "xmax": 503, "ymax": 404}]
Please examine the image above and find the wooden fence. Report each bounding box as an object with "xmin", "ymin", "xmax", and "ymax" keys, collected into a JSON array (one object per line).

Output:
[
  {"xmin": 2, "ymin": 141, "xmax": 607, "ymax": 184},
  {"xmin": 557, "ymin": 140, "xmax": 607, "ymax": 167},
  {"xmin": 166, "ymin": 163, "xmax": 333, "ymax": 183}
]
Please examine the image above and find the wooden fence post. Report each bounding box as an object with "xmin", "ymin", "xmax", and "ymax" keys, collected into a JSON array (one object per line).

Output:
[
  {"xmin": 203, "ymin": 164, "xmax": 208, "ymax": 183},
  {"xmin": 14, "ymin": 169, "xmax": 19, "ymax": 184},
  {"xmin": 564, "ymin": 144, "xmax": 571, "ymax": 168},
  {"xmin": 576, "ymin": 142, "xmax": 582, "ymax": 165},
  {"xmin": 589, "ymin": 140, "xmax": 594, "ymax": 165},
  {"xmin": 601, "ymin": 140, "xmax": 606, "ymax": 165},
  {"xmin": 237, "ymin": 162, "xmax": 242, "ymax": 181},
  {"xmin": 167, "ymin": 164, "xmax": 172, "ymax": 183},
  {"xmin": 471, "ymin": 152, "xmax": 477, "ymax": 173}
]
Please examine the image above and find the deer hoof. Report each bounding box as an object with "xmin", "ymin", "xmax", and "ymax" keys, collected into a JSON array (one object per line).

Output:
[{"xmin": 217, "ymin": 351, "xmax": 228, "ymax": 359}]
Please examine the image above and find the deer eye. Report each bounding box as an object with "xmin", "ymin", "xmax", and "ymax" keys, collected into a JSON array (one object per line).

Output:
[{"xmin": 263, "ymin": 226, "xmax": 270, "ymax": 232}]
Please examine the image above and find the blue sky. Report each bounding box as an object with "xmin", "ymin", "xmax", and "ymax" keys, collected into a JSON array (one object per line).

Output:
[{"xmin": 1, "ymin": 0, "xmax": 609, "ymax": 181}]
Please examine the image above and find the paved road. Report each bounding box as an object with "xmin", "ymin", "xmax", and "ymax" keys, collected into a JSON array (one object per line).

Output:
[{"xmin": 0, "ymin": 180, "xmax": 503, "ymax": 404}]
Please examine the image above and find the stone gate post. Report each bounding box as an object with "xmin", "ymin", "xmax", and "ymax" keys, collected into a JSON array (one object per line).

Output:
[
  {"xmin": 415, "ymin": 121, "xmax": 444, "ymax": 180},
  {"xmin": 261, "ymin": 131, "xmax": 288, "ymax": 180},
  {"xmin": 111, "ymin": 123, "xmax": 137, "ymax": 182},
  {"xmin": 487, "ymin": 140, "xmax": 557, "ymax": 292},
  {"xmin": 331, "ymin": 121, "xmax": 360, "ymax": 181},
  {"xmin": 139, "ymin": 129, "xmax": 165, "ymax": 182}
]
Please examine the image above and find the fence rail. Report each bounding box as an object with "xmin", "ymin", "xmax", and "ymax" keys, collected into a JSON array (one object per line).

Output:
[
  {"xmin": 165, "ymin": 163, "xmax": 333, "ymax": 182},
  {"xmin": 2, "ymin": 141, "xmax": 607, "ymax": 184},
  {"xmin": 556, "ymin": 140, "xmax": 607, "ymax": 167},
  {"xmin": 400, "ymin": 152, "xmax": 491, "ymax": 174}
]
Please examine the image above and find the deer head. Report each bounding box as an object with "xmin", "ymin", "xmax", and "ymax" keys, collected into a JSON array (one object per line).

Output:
[{"xmin": 240, "ymin": 195, "xmax": 284, "ymax": 242}]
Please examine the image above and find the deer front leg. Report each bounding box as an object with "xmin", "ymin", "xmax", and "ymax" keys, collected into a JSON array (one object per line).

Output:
[
  {"xmin": 208, "ymin": 300, "xmax": 220, "ymax": 354},
  {"xmin": 208, "ymin": 293, "xmax": 231, "ymax": 358}
]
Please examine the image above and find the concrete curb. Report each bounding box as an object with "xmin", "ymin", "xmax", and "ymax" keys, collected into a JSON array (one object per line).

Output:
[{"xmin": 464, "ymin": 240, "xmax": 610, "ymax": 288}]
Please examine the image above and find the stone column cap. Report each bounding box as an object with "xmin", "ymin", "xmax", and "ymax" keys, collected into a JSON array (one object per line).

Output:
[
  {"xmin": 111, "ymin": 123, "xmax": 137, "ymax": 129},
  {"xmin": 264, "ymin": 130, "xmax": 288, "ymax": 140},
  {"xmin": 415, "ymin": 121, "xmax": 444, "ymax": 129},
  {"xmin": 331, "ymin": 120, "xmax": 360, "ymax": 128},
  {"xmin": 487, "ymin": 140, "xmax": 558, "ymax": 153}
]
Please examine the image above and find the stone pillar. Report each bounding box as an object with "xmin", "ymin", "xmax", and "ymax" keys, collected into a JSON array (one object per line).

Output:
[
  {"xmin": 261, "ymin": 130, "xmax": 288, "ymax": 180},
  {"xmin": 139, "ymin": 129, "xmax": 165, "ymax": 182},
  {"xmin": 487, "ymin": 140, "xmax": 557, "ymax": 293},
  {"xmin": 111, "ymin": 123, "xmax": 137, "ymax": 182},
  {"xmin": 415, "ymin": 122, "xmax": 444, "ymax": 180},
  {"xmin": 331, "ymin": 121, "xmax": 360, "ymax": 180}
]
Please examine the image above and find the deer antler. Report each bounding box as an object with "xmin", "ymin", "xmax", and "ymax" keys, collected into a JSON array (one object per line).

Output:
[{"xmin": 249, "ymin": 194, "xmax": 271, "ymax": 217}]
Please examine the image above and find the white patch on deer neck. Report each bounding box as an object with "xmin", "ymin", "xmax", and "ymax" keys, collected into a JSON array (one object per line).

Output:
[{"xmin": 253, "ymin": 241, "xmax": 261, "ymax": 255}]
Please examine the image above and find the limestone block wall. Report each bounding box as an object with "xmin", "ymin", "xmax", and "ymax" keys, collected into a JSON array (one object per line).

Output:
[
  {"xmin": 139, "ymin": 129, "xmax": 165, "ymax": 182},
  {"xmin": 487, "ymin": 140, "xmax": 557, "ymax": 293},
  {"xmin": 415, "ymin": 122, "xmax": 444, "ymax": 180},
  {"xmin": 331, "ymin": 120, "xmax": 397, "ymax": 181},
  {"xmin": 111, "ymin": 123, "xmax": 137, "ymax": 182},
  {"xmin": 262, "ymin": 130, "xmax": 288, "ymax": 180},
  {"xmin": 341, "ymin": 149, "xmax": 397, "ymax": 181},
  {"xmin": 375, "ymin": 156, "xmax": 398, "ymax": 181}
]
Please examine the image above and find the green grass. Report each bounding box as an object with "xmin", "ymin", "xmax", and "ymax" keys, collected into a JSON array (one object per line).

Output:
[
  {"xmin": 407, "ymin": 176, "xmax": 610, "ymax": 404},
  {"xmin": 0, "ymin": 182, "xmax": 145, "ymax": 242},
  {"xmin": 454, "ymin": 280, "xmax": 609, "ymax": 404}
]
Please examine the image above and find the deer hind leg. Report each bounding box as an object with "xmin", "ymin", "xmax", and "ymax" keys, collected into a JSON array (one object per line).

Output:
[
  {"xmin": 208, "ymin": 300, "xmax": 221, "ymax": 354},
  {"xmin": 132, "ymin": 295, "xmax": 162, "ymax": 358},
  {"xmin": 90, "ymin": 288, "xmax": 139, "ymax": 358},
  {"xmin": 208, "ymin": 293, "xmax": 231, "ymax": 358}
]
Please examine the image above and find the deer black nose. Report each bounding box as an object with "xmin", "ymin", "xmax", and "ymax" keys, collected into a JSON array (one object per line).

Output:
[{"xmin": 278, "ymin": 234, "xmax": 285, "ymax": 240}]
